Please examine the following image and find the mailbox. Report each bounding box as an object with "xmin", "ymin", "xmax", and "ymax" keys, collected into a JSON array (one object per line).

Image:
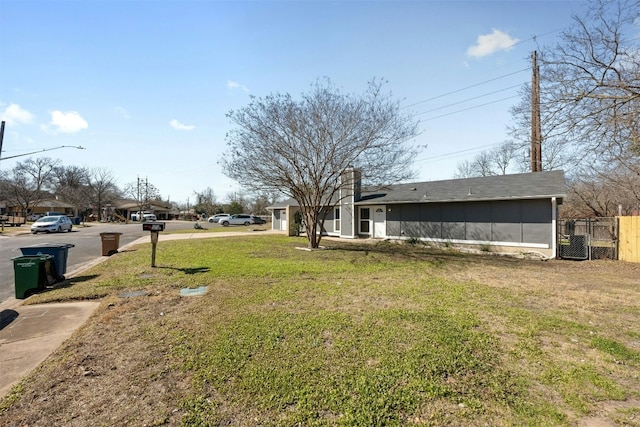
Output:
[
  {"xmin": 142, "ymin": 222, "xmax": 165, "ymax": 231},
  {"xmin": 143, "ymin": 222, "xmax": 165, "ymax": 267}
]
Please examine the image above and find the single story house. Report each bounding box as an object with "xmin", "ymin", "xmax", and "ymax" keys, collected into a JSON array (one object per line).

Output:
[
  {"xmin": 1, "ymin": 199, "xmax": 75, "ymax": 220},
  {"xmin": 269, "ymin": 169, "xmax": 567, "ymax": 258},
  {"xmin": 109, "ymin": 200, "xmax": 175, "ymax": 221}
]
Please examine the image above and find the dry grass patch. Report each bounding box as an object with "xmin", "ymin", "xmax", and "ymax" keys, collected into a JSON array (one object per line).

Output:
[{"xmin": 1, "ymin": 235, "xmax": 639, "ymax": 426}]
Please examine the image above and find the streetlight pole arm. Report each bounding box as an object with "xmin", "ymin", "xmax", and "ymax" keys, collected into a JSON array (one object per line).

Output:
[{"xmin": 0, "ymin": 145, "xmax": 86, "ymax": 161}]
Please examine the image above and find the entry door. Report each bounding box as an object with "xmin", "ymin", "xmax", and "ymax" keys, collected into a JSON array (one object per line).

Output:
[
  {"xmin": 281, "ymin": 211, "xmax": 287, "ymax": 231},
  {"xmin": 373, "ymin": 206, "xmax": 386, "ymax": 238}
]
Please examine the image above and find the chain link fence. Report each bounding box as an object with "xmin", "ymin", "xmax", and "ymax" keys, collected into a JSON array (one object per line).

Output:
[{"xmin": 557, "ymin": 218, "xmax": 617, "ymax": 260}]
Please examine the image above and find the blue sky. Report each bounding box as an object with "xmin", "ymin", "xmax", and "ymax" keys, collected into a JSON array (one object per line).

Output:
[{"xmin": 0, "ymin": 0, "xmax": 588, "ymax": 207}]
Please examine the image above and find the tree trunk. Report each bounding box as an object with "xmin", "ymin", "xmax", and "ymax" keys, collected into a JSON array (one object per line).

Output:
[{"xmin": 304, "ymin": 211, "xmax": 322, "ymax": 249}]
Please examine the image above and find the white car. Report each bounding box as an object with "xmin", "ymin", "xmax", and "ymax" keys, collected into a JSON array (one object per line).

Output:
[
  {"xmin": 131, "ymin": 211, "xmax": 157, "ymax": 221},
  {"xmin": 207, "ymin": 214, "xmax": 229, "ymax": 223},
  {"xmin": 30, "ymin": 215, "xmax": 73, "ymax": 234}
]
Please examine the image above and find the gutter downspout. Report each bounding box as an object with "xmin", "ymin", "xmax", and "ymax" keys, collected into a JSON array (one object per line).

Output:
[{"xmin": 551, "ymin": 197, "xmax": 558, "ymax": 259}]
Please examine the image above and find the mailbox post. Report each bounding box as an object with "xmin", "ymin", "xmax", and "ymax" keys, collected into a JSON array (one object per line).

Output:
[{"xmin": 142, "ymin": 222, "xmax": 165, "ymax": 267}]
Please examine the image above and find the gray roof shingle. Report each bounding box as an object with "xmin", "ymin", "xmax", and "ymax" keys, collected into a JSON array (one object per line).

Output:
[
  {"xmin": 358, "ymin": 170, "xmax": 566, "ymax": 204},
  {"xmin": 268, "ymin": 171, "xmax": 566, "ymax": 209}
]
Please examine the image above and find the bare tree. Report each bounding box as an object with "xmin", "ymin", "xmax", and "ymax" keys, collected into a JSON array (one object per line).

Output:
[
  {"xmin": 507, "ymin": 84, "xmax": 576, "ymax": 173},
  {"xmin": 472, "ymin": 151, "xmax": 496, "ymax": 177},
  {"xmin": 538, "ymin": 0, "xmax": 640, "ymax": 162},
  {"xmin": 1, "ymin": 157, "xmax": 59, "ymax": 216},
  {"xmin": 193, "ymin": 187, "xmax": 218, "ymax": 217},
  {"xmin": 224, "ymin": 191, "xmax": 248, "ymax": 214},
  {"xmin": 542, "ymin": 0, "xmax": 639, "ymax": 163},
  {"xmin": 52, "ymin": 165, "xmax": 90, "ymax": 216},
  {"xmin": 87, "ymin": 167, "xmax": 120, "ymax": 220},
  {"xmin": 454, "ymin": 141, "xmax": 517, "ymax": 178},
  {"xmin": 222, "ymin": 78, "xmax": 419, "ymax": 248},
  {"xmin": 454, "ymin": 159, "xmax": 474, "ymax": 179},
  {"xmin": 563, "ymin": 164, "xmax": 640, "ymax": 217},
  {"xmin": 564, "ymin": 176, "xmax": 619, "ymax": 217},
  {"xmin": 508, "ymin": 0, "xmax": 640, "ymax": 215},
  {"xmin": 248, "ymin": 190, "xmax": 281, "ymax": 215},
  {"xmin": 124, "ymin": 176, "xmax": 160, "ymax": 219},
  {"xmin": 491, "ymin": 141, "xmax": 517, "ymax": 175}
]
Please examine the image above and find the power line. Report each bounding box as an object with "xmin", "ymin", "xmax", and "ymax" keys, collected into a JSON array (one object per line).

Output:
[
  {"xmin": 402, "ymin": 68, "xmax": 529, "ymax": 109},
  {"xmin": 400, "ymin": 29, "xmax": 565, "ymax": 112},
  {"xmin": 400, "ymin": 30, "xmax": 567, "ymax": 171},
  {"xmin": 414, "ymin": 84, "xmax": 524, "ymax": 116},
  {"xmin": 417, "ymin": 95, "xmax": 521, "ymax": 123},
  {"xmin": 413, "ymin": 142, "xmax": 502, "ymax": 164}
]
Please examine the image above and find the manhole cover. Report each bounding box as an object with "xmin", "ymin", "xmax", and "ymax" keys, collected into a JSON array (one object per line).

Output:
[
  {"xmin": 180, "ymin": 286, "xmax": 208, "ymax": 297},
  {"xmin": 118, "ymin": 290, "xmax": 150, "ymax": 298}
]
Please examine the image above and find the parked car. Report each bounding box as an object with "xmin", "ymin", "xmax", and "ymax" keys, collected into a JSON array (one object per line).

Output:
[
  {"xmin": 207, "ymin": 214, "xmax": 229, "ymax": 223},
  {"xmin": 219, "ymin": 214, "xmax": 257, "ymax": 226},
  {"xmin": 131, "ymin": 211, "xmax": 156, "ymax": 221},
  {"xmin": 251, "ymin": 216, "xmax": 267, "ymax": 225},
  {"xmin": 30, "ymin": 215, "xmax": 73, "ymax": 234}
]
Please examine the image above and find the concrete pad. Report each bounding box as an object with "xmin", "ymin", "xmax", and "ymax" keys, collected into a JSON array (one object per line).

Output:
[{"xmin": 0, "ymin": 301, "xmax": 100, "ymax": 397}]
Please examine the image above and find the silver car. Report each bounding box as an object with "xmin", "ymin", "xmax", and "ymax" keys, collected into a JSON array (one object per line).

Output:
[
  {"xmin": 219, "ymin": 214, "xmax": 254, "ymax": 226},
  {"xmin": 207, "ymin": 214, "xmax": 229, "ymax": 223},
  {"xmin": 30, "ymin": 215, "xmax": 73, "ymax": 234}
]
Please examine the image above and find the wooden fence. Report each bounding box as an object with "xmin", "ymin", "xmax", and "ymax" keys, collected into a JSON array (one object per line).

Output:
[{"xmin": 618, "ymin": 216, "xmax": 640, "ymax": 263}]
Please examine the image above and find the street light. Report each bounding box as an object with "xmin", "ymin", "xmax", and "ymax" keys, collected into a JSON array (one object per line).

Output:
[
  {"xmin": 0, "ymin": 145, "xmax": 86, "ymax": 161},
  {"xmin": 0, "ymin": 120, "xmax": 86, "ymax": 161}
]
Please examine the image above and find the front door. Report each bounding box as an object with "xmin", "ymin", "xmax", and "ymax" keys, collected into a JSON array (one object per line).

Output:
[
  {"xmin": 281, "ymin": 211, "xmax": 287, "ymax": 231},
  {"xmin": 373, "ymin": 206, "xmax": 386, "ymax": 238}
]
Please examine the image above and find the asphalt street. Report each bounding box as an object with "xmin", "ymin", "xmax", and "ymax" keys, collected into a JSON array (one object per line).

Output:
[{"xmin": 0, "ymin": 220, "xmax": 196, "ymax": 303}]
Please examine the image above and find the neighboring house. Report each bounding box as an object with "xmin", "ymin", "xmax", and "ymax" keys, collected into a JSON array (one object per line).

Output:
[
  {"xmin": 2, "ymin": 199, "xmax": 74, "ymax": 219},
  {"xmin": 269, "ymin": 169, "xmax": 567, "ymax": 259},
  {"xmin": 110, "ymin": 200, "xmax": 175, "ymax": 221}
]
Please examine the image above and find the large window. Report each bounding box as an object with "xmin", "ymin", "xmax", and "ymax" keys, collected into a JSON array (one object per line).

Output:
[{"xmin": 359, "ymin": 207, "xmax": 370, "ymax": 234}]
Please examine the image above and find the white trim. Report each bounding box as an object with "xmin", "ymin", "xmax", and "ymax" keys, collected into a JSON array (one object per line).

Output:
[
  {"xmin": 389, "ymin": 236, "xmax": 550, "ymax": 249},
  {"xmin": 327, "ymin": 232, "xmax": 356, "ymax": 239},
  {"xmin": 551, "ymin": 197, "xmax": 558, "ymax": 259}
]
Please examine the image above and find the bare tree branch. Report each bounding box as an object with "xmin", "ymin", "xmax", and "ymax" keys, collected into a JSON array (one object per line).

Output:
[{"xmin": 221, "ymin": 78, "xmax": 419, "ymax": 248}]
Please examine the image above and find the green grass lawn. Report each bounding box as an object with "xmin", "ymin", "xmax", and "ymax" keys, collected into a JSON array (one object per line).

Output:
[{"xmin": 9, "ymin": 235, "xmax": 640, "ymax": 426}]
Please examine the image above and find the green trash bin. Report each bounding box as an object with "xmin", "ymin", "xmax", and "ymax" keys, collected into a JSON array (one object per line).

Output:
[{"xmin": 12, "ymin": 254, "xmax": 57, "ymax": 299}]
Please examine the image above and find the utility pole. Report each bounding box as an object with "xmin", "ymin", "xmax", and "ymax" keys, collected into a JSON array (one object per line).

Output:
[
  {"xmin": 531, "ymin": 51, "xmax": 542, "ymax": 172},
  {"xmin": 0, "ymin": 121, "xmax": 5, "ymax": 159}
]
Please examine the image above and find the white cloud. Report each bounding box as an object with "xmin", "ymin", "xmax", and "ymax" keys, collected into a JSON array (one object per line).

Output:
[
  {"xmin": 0, "ymin": 103, "xmax": 34, "ymax": 126},
  {"xmin": 169, "ymin": 119, "xmax": 195, "ymax": 131},
  {"xmin": 227, "ymin": 80, "xmax": 250, "ymax": 93},
  {"xmin": 45, "ymin": 110, "xmax": 88, "ymax": 134},
  {"xmin": 467, "ymin": 29, "xmax": 519, "ymax": 58}
]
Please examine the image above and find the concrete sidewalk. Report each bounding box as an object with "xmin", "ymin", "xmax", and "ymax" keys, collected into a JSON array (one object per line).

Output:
[
  {"xmin": 0, "ymin": 300, "xmax": 100, "ymax": 397},
  {"xmin": 0, "ymin": 229, "xmax": 282, "ymax": 398}
]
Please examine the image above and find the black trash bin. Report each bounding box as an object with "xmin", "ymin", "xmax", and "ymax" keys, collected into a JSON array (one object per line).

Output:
[
  {"xmin": 12, "ymin": 254, "xmax": 57, "ymax": 299},
  {"xmin": 20, "ymin": 243, "xmax": 75, "ymax": 281}
]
